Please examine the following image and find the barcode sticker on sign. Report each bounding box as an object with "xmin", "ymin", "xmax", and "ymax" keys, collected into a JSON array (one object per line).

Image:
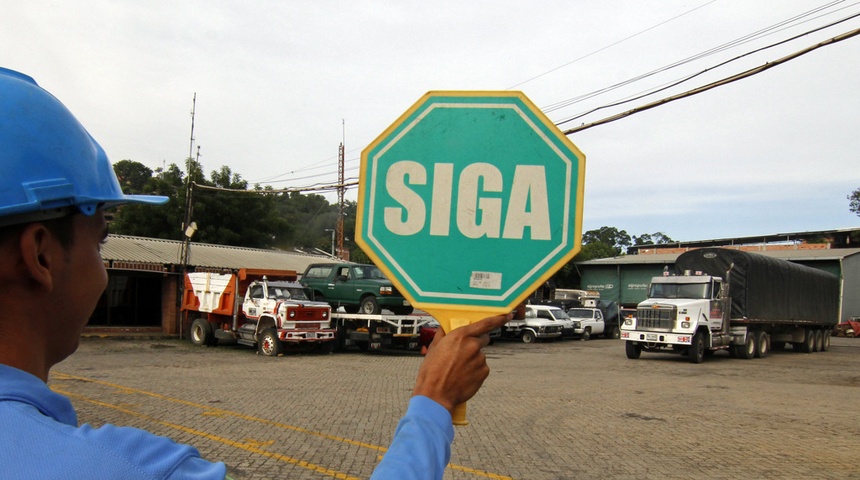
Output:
[{"xmin": 470, "ymin": 271, "xmax": 502, "ymax": 290}]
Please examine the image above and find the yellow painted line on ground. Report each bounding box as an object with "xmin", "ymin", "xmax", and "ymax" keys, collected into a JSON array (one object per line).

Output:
[
  {"xmin": 52, "ymin": 372, "xmax": 512, "ymax": 480},
  {"xmin": 53, "ymin": 387, "xmax": 360, "ymax": 480}
]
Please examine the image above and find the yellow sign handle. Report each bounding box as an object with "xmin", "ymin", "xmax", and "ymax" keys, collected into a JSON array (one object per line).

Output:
[{"xmin": 452, "ymin": 402, "xmax": 469, "ymax": 426}]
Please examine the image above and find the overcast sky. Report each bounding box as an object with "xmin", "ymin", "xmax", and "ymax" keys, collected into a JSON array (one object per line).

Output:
[{"xmin": 4, "ymin": 0, "xmax": 859, "ymax": 243}]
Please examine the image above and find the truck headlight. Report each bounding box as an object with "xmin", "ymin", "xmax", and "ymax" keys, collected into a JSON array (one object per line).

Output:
[
  {"xmin": 379, "ymin": 286, "xmax": 393, "ymax": 295},
  {"xmin": 288, "ymin": 310, "xmax": 296, "ymax": 318},
  {"xmin": 624, "ymin": 318, "xmax": 633, "ymax": 325},
  {"xmin": 681, "ymin": 321, "xmax": 691, "ymax": 329}
]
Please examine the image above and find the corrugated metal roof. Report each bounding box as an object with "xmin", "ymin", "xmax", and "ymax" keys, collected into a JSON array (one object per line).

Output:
[
  {"xmin": 101, "ymin": 235, "xmax": 335, "ymax": 273},
  {"xmin": 577, "ymin": 247, "xmax": 860, "ymax": 265}
]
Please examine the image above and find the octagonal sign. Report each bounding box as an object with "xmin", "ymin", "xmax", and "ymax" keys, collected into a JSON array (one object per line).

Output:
[{"xmin": 356, "ymin": 91, "xmax": 585, "ymax": 317}]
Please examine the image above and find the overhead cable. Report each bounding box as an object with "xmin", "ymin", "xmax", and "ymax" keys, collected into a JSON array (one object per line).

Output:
[{"xmin": 561, "ymin": 26, "xmax": 860, "ymax": 135}]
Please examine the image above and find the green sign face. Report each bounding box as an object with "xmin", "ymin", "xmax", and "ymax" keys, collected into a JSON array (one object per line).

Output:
[{"xmin": 356, "ymin": 91, "xmax": 585, "ymax": 312}]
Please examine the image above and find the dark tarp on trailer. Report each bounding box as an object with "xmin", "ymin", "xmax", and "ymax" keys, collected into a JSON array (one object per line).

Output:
[{"xmin": 674, "ymin": 248, "xmax": 839, "ymax": 325}]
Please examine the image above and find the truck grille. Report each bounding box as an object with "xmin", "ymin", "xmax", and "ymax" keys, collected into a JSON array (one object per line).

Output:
[{"xmin": 637, "ymin": 306, "xmax": 676, "ymax": 331}]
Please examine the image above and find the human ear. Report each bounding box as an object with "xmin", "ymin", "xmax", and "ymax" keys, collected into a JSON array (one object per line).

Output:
[{"xmin": 18, "ymin": 223, "xmax": 57, "ymax": 292}]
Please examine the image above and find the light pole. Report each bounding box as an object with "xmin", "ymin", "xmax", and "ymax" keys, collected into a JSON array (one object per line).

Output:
[{"xmin": 325, "ymin": 228, "xmax": 336, "ymax": 258}]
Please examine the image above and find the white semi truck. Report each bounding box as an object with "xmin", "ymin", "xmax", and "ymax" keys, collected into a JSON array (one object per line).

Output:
[{"xmin": 621, "ymin": 248, "xmax": 839, "ymax": 363}]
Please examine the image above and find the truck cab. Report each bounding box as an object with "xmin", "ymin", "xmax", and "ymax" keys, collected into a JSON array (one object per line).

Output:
[
  {"xmin": 237, "ymin": 278, "xmax": 334, "ymax": 355},
  {"xmin": 622, "ymin": 273, "xmax": 729, "ymax": 362},
  {"xmin": 566, "ymin": 307, "xmax": 606, "ymax": 340},
  {"xmin": 502, "ymin": 308, "xmax": 563, "ymax": 343}
]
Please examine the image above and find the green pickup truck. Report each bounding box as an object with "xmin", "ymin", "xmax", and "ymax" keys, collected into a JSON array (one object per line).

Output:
[{"xmin": 300, "ymin": 262, "xmax": 414, "ymax": 315}]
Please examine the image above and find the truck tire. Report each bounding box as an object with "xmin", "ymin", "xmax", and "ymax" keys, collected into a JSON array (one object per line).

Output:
[
  {"xmin": 606, "ymin": 325, "xmax": 620, "ymax": 339},
  {"xmin": 813, "ymin": 330, "xmax": 823, "ymax": 352},
  {"xmin": 754, "ymin": 331, "xmax": 769, "ymax": 358},
  {"xmin": 257, "ymin": 328, "xmax": 283, "ymax": 357},
  {"xmin": 821, "ymin": 331, "xmax": 831, "ymax": 351},
  {"xmin": 521, "ymin": 331, "xmax": 536, "ymax": 344},
  {"xmin": 625, "ymin": 341, "xmax": 641, "ymax": 359},
  {"xmin": 689, "ymin": 332, "xmax": 706, "ymax": 363},
  {"xmin": 581, "ymin": 328, "xmax": 591, "ymax": 341},
  {"xmin": 738, "ymin": 333, "xmax": 756, "ymax": 360},
  {"xmin": 190, "ymin": 318, "xmax": 215, "ymax": 346},
  {"xmin": 359, "ymin": 296, "xmax": 381, "ymax": 315},
  {"xmin": 799, "ymin": 329, "xmax": 815, "ymax": 353}
]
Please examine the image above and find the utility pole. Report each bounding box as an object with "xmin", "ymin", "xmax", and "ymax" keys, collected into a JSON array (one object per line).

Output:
[
  {"xmin": 336, "ymin": 120, "xmax": 346, "ymax": 259},
  {"xmin": 180, "ymin": 93, "xmax": 196, "ymax": 269}
]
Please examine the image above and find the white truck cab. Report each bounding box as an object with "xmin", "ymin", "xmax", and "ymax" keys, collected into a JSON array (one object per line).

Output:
[
  {"xmin": 567, "ymin": 307, "xmax": 606, "ymax": 340},
  {"xmin": 526, "ymin": 305, "xmax": 576, "ymax": 338},
  {"xmin": 502, "ymin": 307, "xmax": 563, "ymax": 343}
]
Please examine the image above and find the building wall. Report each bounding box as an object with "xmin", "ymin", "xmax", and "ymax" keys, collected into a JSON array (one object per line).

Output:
[{"xmin": 841, "ymin": 253, "xmax": 860, "ymax": 323}]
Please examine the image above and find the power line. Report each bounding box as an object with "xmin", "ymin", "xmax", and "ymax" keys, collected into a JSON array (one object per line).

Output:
[
  {"xmin": 560, "ymin": 26, "xmax": 860, "ymax": 135},
  {"xmin": 556, "ymin": 9, "xmax": 860, "ymax": 126},
  {"xmin": 544, "ymin": 0, "xmax": 855, "ymax": 115},
  {"xmin": 507, "ymin": 0, "xmax": 720, "ymax": 90}
]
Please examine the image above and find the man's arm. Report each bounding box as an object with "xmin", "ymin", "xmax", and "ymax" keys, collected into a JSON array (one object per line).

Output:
[{"xmin": 370, "ymin": 314, "xmax": 511, "ymax": 480}]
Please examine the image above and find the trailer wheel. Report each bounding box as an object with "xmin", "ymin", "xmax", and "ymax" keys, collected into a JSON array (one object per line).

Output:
[
  {"xmin": 754, "ymin": 331, "xmax": 769, "ymax": 358},
  {"xmin": 625, "ymin": 341, "xmax": 641, "ymax": 359},
  {"xmin": 821, "ymin": 331, "xmax": 831, "ymax": 351},
  {"xmin": 738, "ymin": 333, "xmax": 756, "ymax": 360},
  {"xmin": 257, "ymin": 329, "xmax": 282, "ymax": 357},
  {"xmin": 799, "ymin": 329, "xmax": 815, "ymax": 353},
  {"xmin": 521, "ymin": 331, "xmax": 536, "ymax": 344},
  {"xmin": 190, "ymin": 318, "xmax": 215, "ymax": 346},
  {"xmin": 813, "ymin": 330, "xmax": 823, "ymax": 352},
  {"xmin": 359, "ymin": 296, "xmax": 381, "ymax": 315},
  {"xmin": 689, "ymin": 332, "xmax": 706, "ymax": 363}
]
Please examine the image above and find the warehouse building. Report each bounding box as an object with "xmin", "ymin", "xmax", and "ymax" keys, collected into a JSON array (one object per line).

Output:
[{"xmin": 90, "ymin": 235, "xmax": 331, "ymax": 336}]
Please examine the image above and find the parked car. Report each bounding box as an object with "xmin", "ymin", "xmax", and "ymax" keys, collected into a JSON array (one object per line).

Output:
[
  {"xmin": 502, "ymin": 307, "xmax": 563, "ymax": 343},
  {"xmin": 526, "ymin": 305, "xmax": 576, "ymax": 338},
  {"xmin": 566, "ymin": 307, "xmax": 606, "ymax": 340},
  {"xmin": 419, "ymin": 318, "xmax": 501, "ymax": 348},
  {"xmin": 419, "ymin": 319, "xmax": 440, "ymax": 348}
]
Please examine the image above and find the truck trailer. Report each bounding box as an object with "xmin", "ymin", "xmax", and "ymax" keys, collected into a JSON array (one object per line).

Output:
[
  {"xmin": 621, "ymin": 248, "xmax": 839, "ymax": 363},
  {"xmin": 182, "ymin": 268, "xmax": 335, "ymax": 356}
]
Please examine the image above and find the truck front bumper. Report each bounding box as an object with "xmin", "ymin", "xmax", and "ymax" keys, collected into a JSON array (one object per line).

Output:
[
  {"xmin": 621, "ymin": 330, "xmax": 693, "ymax": 346},
  {"xmin": 279, "ymin": 330, "xmax": 336, "ymax": 343}
]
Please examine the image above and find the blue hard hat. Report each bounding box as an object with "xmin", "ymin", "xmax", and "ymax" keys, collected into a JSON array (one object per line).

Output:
[{"xmin": 0, "ymin": 67, "xmax": 167, "ymax": 226}]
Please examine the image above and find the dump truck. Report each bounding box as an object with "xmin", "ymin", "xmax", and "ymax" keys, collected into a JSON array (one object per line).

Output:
[
  {"xmin": 182, "ymin": 268, "xmax": 335, "ymax": 356},
  {"xmin": 621, "ymin": 248, "xmax": 839, "ymax": 363}
]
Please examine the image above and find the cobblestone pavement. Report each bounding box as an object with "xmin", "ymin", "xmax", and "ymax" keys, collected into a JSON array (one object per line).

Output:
[{"xmin": 51, "ymin": 335, "xmax": 860, "ymax": 480}]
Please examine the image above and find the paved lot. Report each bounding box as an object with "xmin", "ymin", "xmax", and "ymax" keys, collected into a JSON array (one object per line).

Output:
[{"xmin": 51, "ymin": 335, "xmax": 860, "ymax": 480}]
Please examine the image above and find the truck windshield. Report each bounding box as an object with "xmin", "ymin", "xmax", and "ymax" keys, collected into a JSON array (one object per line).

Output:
[
  {"xmin": 649, "ymin": 282, "xmax": 710, "ymax": 299},
  {"xmin": 266, "ymin": 287, "xmax": 310, "ymax": 301},
  {"xmin": 354, "ymin": 266, "xmax": 385, "ymax": 280}
]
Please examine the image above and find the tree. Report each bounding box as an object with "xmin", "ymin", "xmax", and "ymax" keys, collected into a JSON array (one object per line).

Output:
[
  {"xmin": 580, "ymin": 226, "xmax": 631, "ymax": 259},
  {"xmin": 632, "ymin": 232, "xmax": 674, "ymax": 246},
  {"xmin": 850, "ymin": 188, "xmax": 860, "ymax": 217}
]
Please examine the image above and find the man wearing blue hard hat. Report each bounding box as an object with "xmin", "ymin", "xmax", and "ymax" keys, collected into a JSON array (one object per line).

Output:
[{"xmin": 0, "ymin": 67, "xmax": 509, "ymax": 479}]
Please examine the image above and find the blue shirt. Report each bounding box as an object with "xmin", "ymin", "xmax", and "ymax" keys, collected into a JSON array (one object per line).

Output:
[
  {"xmin": 370, "ymin": 396, "xmax": 455, "ymax": 480},
  {"xmin": 0, "ymin": 365, "xmax": 454, "ymax": 479},
  {"xmin": 0, "ymin": 365, "xmax": 226, "ymax": 480}
]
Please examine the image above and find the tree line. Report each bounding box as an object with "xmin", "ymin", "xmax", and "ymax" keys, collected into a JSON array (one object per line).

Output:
[{"xmin": 110, "ymin": 159, "xmax": 675, "ymax": 284}]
